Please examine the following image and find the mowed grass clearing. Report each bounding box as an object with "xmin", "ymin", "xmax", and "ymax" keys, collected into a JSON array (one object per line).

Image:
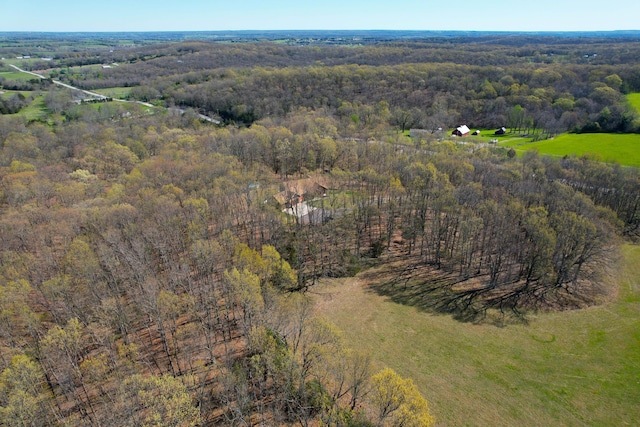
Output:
[
  {"xmin": 626, "ymin": 93, "xmax": 640, "ymax": 112},
  {"xmin": 501, "ymin": 133, "xmax": 640, "ymax": 167},
  {"xmin": 92, "ymin": 87, "xmax": 133, "ymax": 98},
  {"xmin": 0, "ymin": 71, "xmax": 41, "ymax": 81},
  {"xmin": 314, "ymin": 244, "xmax": 640, "ymax": 426},
  {"xmin": 5, "ymin": 94, "xmax": 49, "ymax": 121}
]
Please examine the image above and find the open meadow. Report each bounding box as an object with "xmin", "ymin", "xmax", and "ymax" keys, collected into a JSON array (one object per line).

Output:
[
  {"xmin": 92, "ymin": 86, "xmax": 133, "ymax": 98},
  {"xmin": 15, "ymin": 95, "xmax": 48, "ymax": 120},
  {"xmin": 314, "ymin": 245, "xmax": 640, "ymax": 426},
  {"xmin": 626, "ymin": 93, "xmax": 640, "ymax": 112},
  {"xmin": 1, "ymin": 92, "xmax": 49, "ymax": 120},
  {"xmin": 0, "ymin": 70, "xmax": 40, "ymax": 81},
  {"xmin": 500, "ymin": 133, "xmax": 640, "ymax": 167}
]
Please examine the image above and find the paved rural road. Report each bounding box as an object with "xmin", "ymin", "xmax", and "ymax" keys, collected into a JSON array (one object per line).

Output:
[
  {"xmin": 9, "ymin": 64, "xmax": 221, "ymax": 120},
  {"xmin": 9, "ymin": 64, "xmax": 156, "ymax": 107},
  {"xmin": 9, "ymin": 64, "xmax": 108, "ymax": 100}
]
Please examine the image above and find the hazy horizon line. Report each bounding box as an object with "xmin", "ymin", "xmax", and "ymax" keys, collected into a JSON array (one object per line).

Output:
[{"xmin": 1, "ymin": 29, "xmax": 639, "ymax": 34}]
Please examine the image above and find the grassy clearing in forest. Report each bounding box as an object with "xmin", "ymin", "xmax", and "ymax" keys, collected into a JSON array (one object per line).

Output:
[
  {"xmin": 626, "ymin": 93, "xmax": 640, "ymax": 112},
  {"xmin": 92, "ymin": 87, "xmax": 133, "ymax": 98},
  {"xmin": 500, "ymin": 133, "xmax": 640, "ymax": 167},
  {"xmin": 1, "ymin": 90, "xmax": 33, "ymax": 99},
  {"xmin": 314, "ymin": 245, "xmax": 640, "ymax": 426},
  {"xmin": 6, "ymin": 94, "xmax": 48, "ymax": 120}
]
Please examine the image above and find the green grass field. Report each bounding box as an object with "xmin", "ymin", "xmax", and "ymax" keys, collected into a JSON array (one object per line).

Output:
[
  {"xmin": 0, "ymin": 58, "xmax": 36, "ymax": 67},
  {"xmin": 0, "ymin": 90, "xmax": 34, "ymax": 100},
  {"xmin": 4, "ymin": 94, "xmax": 49, "ymax": 121},
  {"xmin": 92, "ymin": 87, "xmax": 133, "ymax": 98},
  {"xmin": 315, "ymin": 244, "xmax": 640, "ymax": 426},
  {"xmin": 406, "ymin": 128, "xmax": 531, "ymax": 146},
  {"xmin": 500, "ymin": 133, "xmax": 640, "ymax": 167},
  {"xmin": 66, "ymin": 64, "xmax": 108, "ymax": 74},
  {"xmin": 626, "ymin": 93, "xmax": 640, "ymax": 113},
  {"xmin": 0, "ymin": 71, "xmax": 41, "ymax": 81}
]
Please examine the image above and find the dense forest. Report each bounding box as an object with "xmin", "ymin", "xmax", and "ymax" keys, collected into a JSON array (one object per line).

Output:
[
  {"xmin": 1, "ymin": 34, "xmax": 639, "ymax": 425},
  {"xmin": 13, "ymin": 37, "xmax": 637, "ymax": 133}
]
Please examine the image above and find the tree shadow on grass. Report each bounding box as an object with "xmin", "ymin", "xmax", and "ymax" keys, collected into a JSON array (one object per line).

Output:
[{"xmin": 359, "ymin": 261, "xmax": 528, "ymax": 326}]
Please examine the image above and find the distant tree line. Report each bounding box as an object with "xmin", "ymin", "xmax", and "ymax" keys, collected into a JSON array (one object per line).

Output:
[{"xmin": 46, "ymin": 40, "xmax": 640, "ymax": 133}]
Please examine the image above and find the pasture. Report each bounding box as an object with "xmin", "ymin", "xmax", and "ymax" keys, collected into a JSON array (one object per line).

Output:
[
  {"xmin": 314, "ymin": 245, "xmax": 640, "ymax": 426},
  {"xmin": 1, "ymin": 90, "xmax": 30, "ymax": 99},
  {"xmin": 500, "ymin": 133, "xmax": 640, "ymax": 167},
  {"xmin": 92, "ymin": 87, "xmax": 132, "ymax": 98},
  {"xmin": 626, "ymin": 93, "xmax": 640, "ymax": 112},
  {"xmin": 12, "ymin": 94, "xmax": 48, "ymax": 121},
  {"xmin": 0, "ymin": 71, "xmax": 41, "ymax": 81}
]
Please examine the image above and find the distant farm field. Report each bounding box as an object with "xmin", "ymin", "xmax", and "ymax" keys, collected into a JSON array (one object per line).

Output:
[
  {"xmin": 314, "ymin": 245, "xmax": 640, "ymax": 426},
  {"xmin": 0, "ymin": 71, "xmax": 40, "ymax": 81},
  {"xmin": 501, "ymin": 133, "xmax": 640, "ymax": 167},
  {"xmin": 92, "ymin": 87, "xmax": 132, "ymax": 98},
  {"xmin": 626, "ymin": 93, "xmax": 640, "ymax": 112},
  {"xmin": 1, "ymin": 90, "xmax": 34, "ymax": 100}
]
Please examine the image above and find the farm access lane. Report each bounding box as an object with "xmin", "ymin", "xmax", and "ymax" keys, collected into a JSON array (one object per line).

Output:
[
  {"xmin": 9, "ymin": 64, "xmax": 110, "ymax": 100},
  {"xmin": 8, "ymin": 64, "xmax": 222, "ymax": 122}
]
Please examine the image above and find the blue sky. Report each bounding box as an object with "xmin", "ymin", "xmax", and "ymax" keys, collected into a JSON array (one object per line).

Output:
[{"xmin": 4, "ymin": 0, "xmax": 639, "ymax": 32}]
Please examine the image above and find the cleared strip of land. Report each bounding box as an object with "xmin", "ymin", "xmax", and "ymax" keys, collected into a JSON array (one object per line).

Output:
[{"xmin": 314, "ymin": 245, "xmax": 640, "ymax": 426}]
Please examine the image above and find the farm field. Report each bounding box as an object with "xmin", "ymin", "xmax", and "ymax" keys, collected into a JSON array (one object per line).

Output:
[
  {"xmin": 1, "ymin": 90, "xmax": 33, "ymax": 99},
  {"xmin": 0, "ymin": 58, "xmax": 38, "ymax": 67},
  {"xmin": 66, "ymin": 64, "xmax": 113, "ymax": 74},
  {"xmin": 626, "ymin": 93, "xmax": 640, "ymax": 112},
  {"xmin": 92, "ymin": 86, "xmax": 132, "ymax": 98},
  {"xmin": 314, "ymin": 245, "xmax": 640, "ymax": 426},
  {"xmin": 0, "ymin": 70, "xmax": 40, "ymax": 81},
  {"xmin": 500, "ymin": 133, "xmax": 640, "ymax": 167}
]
